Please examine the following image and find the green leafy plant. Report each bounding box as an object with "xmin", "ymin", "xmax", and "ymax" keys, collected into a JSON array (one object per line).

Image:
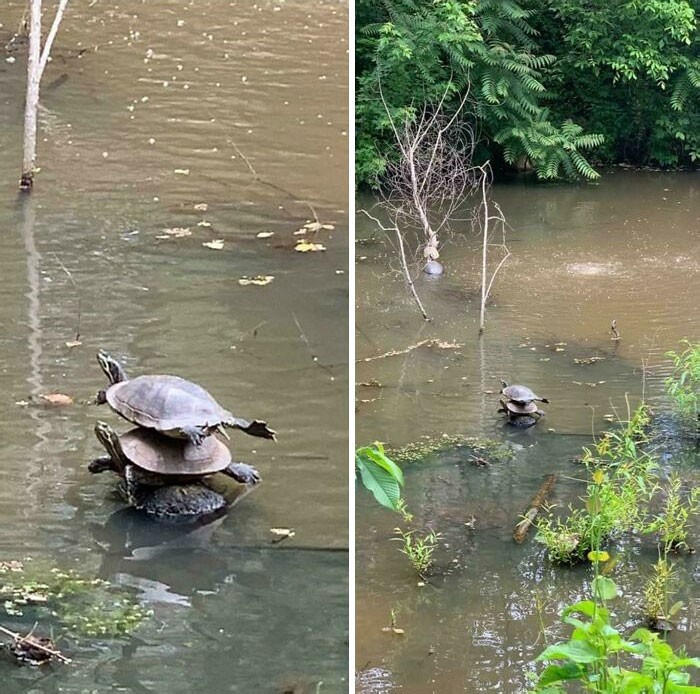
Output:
[
  {"xmin": 642, "ymin": 558, "xmax": 684, "ymax": 631},
  {"xmin": 392, "ymin": 527, "xmax": 442, "ymax": 579},
  {"xmin": 665, "ymin": 340, "xmax": 700, "ymax": 426},
  {"xmin": 356, "ymin": 442, "xmax": 405, "ymax": 511},
  {"xmin": 644, "ymin": 474, "xmax": 700, "ymax": 554}
]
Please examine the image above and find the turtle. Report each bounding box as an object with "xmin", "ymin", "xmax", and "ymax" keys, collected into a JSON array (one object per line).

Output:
[
  {"xmin": 89, "ymin": 421, "xmax": 261, "ymax": 511},
  {"xmin": 498, "ymin": 399, "xmax": 546, "ymax": 417},
  {"xmin": 500, "ymin": 380, "xmax": 549, "ymax": 405},
  {"xmin": 96, "ymin": 350, "xmax": 276, "ymax": 446}
]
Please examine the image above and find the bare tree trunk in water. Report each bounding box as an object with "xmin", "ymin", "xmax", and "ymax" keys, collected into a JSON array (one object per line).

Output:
[
  {"xmin": 20, "ymin": 0, "xmax": 42, "ymax": 190},
  {"xmin": 20, "ymin": 0, "xmax": 70, "ymax": 191}
]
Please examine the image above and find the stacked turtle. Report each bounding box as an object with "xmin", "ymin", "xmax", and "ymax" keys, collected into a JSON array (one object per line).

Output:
[
  {"xmin": 498, "ymin": 380, "xmax": 548, "ymax": 428},
  {"xmin": 89, "ymin": 351, "xmax": 276, "ymax": 521}
]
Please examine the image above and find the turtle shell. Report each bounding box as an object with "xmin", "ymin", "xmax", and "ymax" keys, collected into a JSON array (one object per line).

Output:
[
  {"xmin": 503, "ymin": 399, "xmax": 539, "ymax": 415},
  {"xmin": 106, "ymin": 375, "xmax": 233, "ymax": 435},
  {"xmin": 119, "ymin": 427, "xmax": 231, "ymax": 475},
  {"xmin": 501, "ymin": 383, "xmax": 539, "ymax": 404}
]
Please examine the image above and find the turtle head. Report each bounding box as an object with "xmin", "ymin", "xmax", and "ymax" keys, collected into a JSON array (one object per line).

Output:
[
  {"xmin": 500, "ymin": 379, "xmax": 509, "ymax": 390},
  {"xmin": 97, "ymin": 350, "xmax": 128, "ymax": 385},
  {"xmin": 94, "ymin": 420, "xmax": 118, "ymax": 448}
]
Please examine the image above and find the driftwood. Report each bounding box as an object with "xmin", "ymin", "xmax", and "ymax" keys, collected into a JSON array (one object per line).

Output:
[
  {"xmin": 513, "ymin": 474, "xmax": 557, "ymax": 544},
  {"xmin": 0, "ymin": 625, "xmax": 72, "ymax": 664}
]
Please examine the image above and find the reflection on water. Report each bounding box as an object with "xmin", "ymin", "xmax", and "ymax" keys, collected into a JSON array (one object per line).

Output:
[
  {"xmin": 1, "ymin": 1, "xmax": 347, "ymax": 691},
  {"xmin": 356, "ymin": 172, "xmax": 700, "ymax": 691}
]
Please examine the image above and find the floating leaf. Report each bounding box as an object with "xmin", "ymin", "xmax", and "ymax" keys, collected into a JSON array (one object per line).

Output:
[
  {"xmin": 202, "ymin": 239, "xmax": 224, "ymax": 250},
  {"xmin": 194, "ymin": 203, "xmax": 208, "ymax": 211},
  {"xmin": 300, "ymin": 221, "xmax": 334, "ymax": 233},
  {"xmin": 197, "ymin": 220, "xmax": 211, "ymax": 227},
  {"xmin": 65, "ymin": 339, "xmax": 82, "ymax": 348},
  {"xmin": 270, "ymin": 528, "xmax": 295, "ymax": 538},
  {"xmin": 39, "ymin": 393, "xmax": 73, "ymax": 406},
  {"xmin": 256, "ymin": 231, "xmax": 274, "ymax": 239},
  {"xmin": 238, "ymin": 275, "xmax": 274, "ymax": 286},
  {"xmin": 158, "ymin": 227, "xmax": 191, "ymax": 238},
  {"xmin": 174, "ymin": 168, "xmax": 190, "ymax": 175},
  {"xmin": 295, "ymin": 240, "xmax": 326, "ymax": 253}
]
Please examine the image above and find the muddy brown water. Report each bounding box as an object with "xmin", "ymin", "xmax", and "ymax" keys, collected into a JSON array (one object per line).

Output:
[
  {"xmin": 356, "ymin": 172, "xmax": 700, "ymax": 692},
  {"xmin": 1, "ymin": 2, "xmax": 347, "ymax": 691}
]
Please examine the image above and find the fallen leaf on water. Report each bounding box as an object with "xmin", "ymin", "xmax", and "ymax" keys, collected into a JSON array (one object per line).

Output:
[
  {"xmin": 299, "ymin": 221, "xmax": 335, "ymax": 233},
  {"xmin": 256, "ymin": 231, "xmax": 274, "ymax": 239},
  {"xmin": 295, "ymin": 240, "xmax": 326, "ymax": 253},
  {"xmin": 197, "ymin": 220, "xmax": 211, "ymax": 227},
  {"xmin": 238, "ymin": 275, "xmax": 274, "ymax": 286},
  {"xmin": 158, "ymin": 227, "xmax": 191, "ymax": 238},
  {"xmin": 203, "ymin": 239, "xmax": 224, "ymax": 250},
  {"xmin": 392, "ymin": 628, "xmax": 405, "ymax": 635},
  {"xmin": 270, "ymin": 527, "xmax": 295, "ymax": 538},
  {"xmin": 14, "ymin": 401, "xmax": 29, "ymax": 407},
  {"xmin": 174, "ymin": 168, "xmax": 190, "ymax": 175},
  {"xmin": 194, "ymin": 202, "xmax": 208, "ymax": 211},
  {"xmin": 65, "ymin": 339, "xmax": 82, "ymax": 348},
  {"xmin": 39, "ymin": 393, "xmax": 73, "ymax": 406}
]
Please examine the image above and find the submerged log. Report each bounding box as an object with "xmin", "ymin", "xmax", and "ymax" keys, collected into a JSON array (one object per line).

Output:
[{"xmin": 513, "ymin": 474, "xmax": 557, "ymax": 544}]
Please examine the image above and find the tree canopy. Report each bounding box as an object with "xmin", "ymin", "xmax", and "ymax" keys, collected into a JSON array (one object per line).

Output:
[{"xmin": 356, "ymin": 0, "xmax": 700, "ymax": 186}]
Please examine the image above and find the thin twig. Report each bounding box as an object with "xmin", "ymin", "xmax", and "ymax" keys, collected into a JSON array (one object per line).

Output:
[
  {"xmin": 291, "ymin": 312, "xmax": 335, "ymax": 380},
  {"xmin": 0, "ymin": 625, "xmax": 72, "ymax": 664},
  {"xmin": 52, "ymin": 252, "xmax": 81, "ymax": 340},
  {"xmin": 357, "ymin": 338, "xmax": 462, "ymax": 363}
]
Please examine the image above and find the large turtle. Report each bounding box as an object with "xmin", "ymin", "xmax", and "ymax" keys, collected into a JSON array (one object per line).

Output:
[
  {"xmin": 96, "ymin": 351, "xmax": 276, "ymax": 445},
  {"xmin": 89, "ymin": 421, "xmax": 261, "ymax": 512},
  {"xmin": 500, "ymin": 380, "xmax": 549, "ymax": 405}
]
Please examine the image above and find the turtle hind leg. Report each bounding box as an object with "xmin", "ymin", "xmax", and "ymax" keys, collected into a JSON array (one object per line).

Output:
[
  {"xmin": 228, "ymin": 417, "xmax": 276, "ymax": 441},
  {"xmin": 179, "ymin": 424, "xmax": 207, "ymax": 446},
  {"xmin": 221, "ymin": 462, "xmax": 261, "ymax": 485}
]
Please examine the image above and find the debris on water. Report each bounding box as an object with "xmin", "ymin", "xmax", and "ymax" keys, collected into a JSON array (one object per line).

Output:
[
  {"xmin": 193, "ymin": 202, "xmax": 208, "ymax": 211},
  {"xmin": 295, "ymin": 240, "xmax": 326, "ymax": 252},
  {"xmin": 4, "ymin": 629, "xmax": 67, "ymax": 666},
  {"xmin": 38, "ymin": 393, "xmax": 73, "ymax": 406},
  {"xmin": 256, "ymin": 231, "xmax": 274, "ymax": 239},
  {"xmin": 65, "ymin": 339, "xmax": 82, "ymax": 348},
  {"xmin": 297, "ymin": 220, "xmax": 334, "ymax": 233},
  {"xmin": 270, "ymin": 528, "xmax": 295, "ymax": 543},
  {"xmin": 197, "ymin": 220, "xmax": 211, "ymax": 227},
  {"xmin": 202, "ymin": 239, "xmax": 224, "ymax": 250},
  {"xmin": 157, "ymin": 227, "xmax": 191, "ymax": 238},
  {"xmin": 174, "ymin": 168, "xmax": 190, "ymax": 175},
  {"xmin": 574, "ymin": 356, "xmax": 605, "ymax": 365},
  {"xmin": 238, "ymin": 275, "xmax": 274, "ymax": 286}
]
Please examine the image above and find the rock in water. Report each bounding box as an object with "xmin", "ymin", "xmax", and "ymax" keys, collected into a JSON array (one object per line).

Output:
[{"xmin": 423, "ymin": 260, "xmax": 444, "ymax": 276}]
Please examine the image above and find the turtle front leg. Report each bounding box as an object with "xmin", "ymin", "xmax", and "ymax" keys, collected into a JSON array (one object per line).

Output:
[
  {"xmin": 228, "ymin": 417, "xmax": 276, "ymax": 441},
  {"xmin": 123, "ymin": 464, "xmax": 151, "ymax": 509},
  {"xmin": 179, "ymin": 424, "xmax": 207, "ymax": 446},
  {"xmin": 88, "ymin": 456, "xmax": 116, "ymax": 474},
  {"xmin": 221, "ymin": 462, "xmax": 261, "ymax": 485}
]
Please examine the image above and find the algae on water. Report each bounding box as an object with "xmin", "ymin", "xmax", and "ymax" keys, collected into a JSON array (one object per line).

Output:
[
  {"xmin": 389, "ymin": 434, "xmax": 515, "ymax": 465},
  {"xmin": 0, "ymin": 560, "xmax": 151, "ymax": 638}
]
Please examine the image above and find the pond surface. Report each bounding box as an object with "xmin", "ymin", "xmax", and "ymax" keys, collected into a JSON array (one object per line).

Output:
[
  {"xmin": 355, "ymin": 172, "xmax": 700, "ymax": 692},
  {"xmin": 1, "ymin": 1, "xmax": 348, "ymax": 691}
]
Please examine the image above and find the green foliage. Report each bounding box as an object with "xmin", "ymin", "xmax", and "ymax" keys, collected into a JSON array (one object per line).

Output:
[
  {"xmin": 530, "ymin": 0, "xmax": 700, "ymax": 167},
  {"xmin": 356, "ymin": 0, "xmax": 603, "ymax": 186},
  {"xmin": 536, "ymin": 407, "xmax": 658, "ymax": 564},
  {"xmin": 642, "ymin": 558, "xmax": 684, "ymax": 629},
  {"xmin": 355, "ymin": 442, "xmax": 405, "ymax": 511},
  {"xmin": 392, "ymin": 526, "xmax": 442, "ymax": 578},
  {"xmin": 0, "ymin": 561, "xmax": 151, "ymax": 638},
  {"xmin": 665, "ymin": 339, "xmax": 700, "ymax": 424},
  {"xmin": 389, "ymin": 434, "xmax": 514, "ymax": 464},
  {"xmin": 531, "ymin": 586, "xmax": 700, "ymax": 691},
  {"xmin": 644, "ymin": 474, "xmax": 700, "ymax": 553}
]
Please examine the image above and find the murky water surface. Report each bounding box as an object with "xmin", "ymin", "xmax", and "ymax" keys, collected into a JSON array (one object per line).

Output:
[
  {"xmin": 356, "ymin": 173, "xmax": 700, "ymax": 692},
  {"xmin": 1, "ymin": 2, "xmax": 348, "ymax": 691}
]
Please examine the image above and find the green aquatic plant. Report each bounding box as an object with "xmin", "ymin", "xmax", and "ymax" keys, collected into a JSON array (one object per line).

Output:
[
  {"xmin": 356, "ymin": 442, "xmax": 404, "ymax": 512},
  {"xmin": 642, "ymin": 558, "xmax": 683, "ymax": 631},
  {"xmin": 644, "ymin": 474, "xmax": 700, "ymax": 554},
  {"xmin": 0, "ymin": 561, "xmax": 151, "ymax": 638},
  {"xmin": 392, "ymin": 527, "xmax": 442, "ymax": 579},
  {"xmin": 665, "ymin": 340, "xmax": 700, "ymax": 427},
  {"xmin": 389, "ymin": 434, "xmax": 514, "ymax": 465}
]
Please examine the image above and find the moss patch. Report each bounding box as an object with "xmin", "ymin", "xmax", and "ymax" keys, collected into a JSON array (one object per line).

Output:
[
  {"xmin": 388, "ymin": 434, "xmax": 515, "ymax": 465},
  {"xmin": 0, "ymin": 560, "xmax": 151, "ymax": 638}
]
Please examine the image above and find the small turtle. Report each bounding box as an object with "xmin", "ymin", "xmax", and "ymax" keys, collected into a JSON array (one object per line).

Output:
[
  {"xmin": 97, "ymin": 351, "xmax": 276, "ymax": 445},
  {"xmin": 89, "ymin": 421, "xmax": 261, "ymax": 511},
  {"xmin": 498, "ymin": 399, "xmax": 546, "ymax": 417},
  {"xmin": 500, "ymin": 380, "xmax": 549, "ymax": 405}
]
